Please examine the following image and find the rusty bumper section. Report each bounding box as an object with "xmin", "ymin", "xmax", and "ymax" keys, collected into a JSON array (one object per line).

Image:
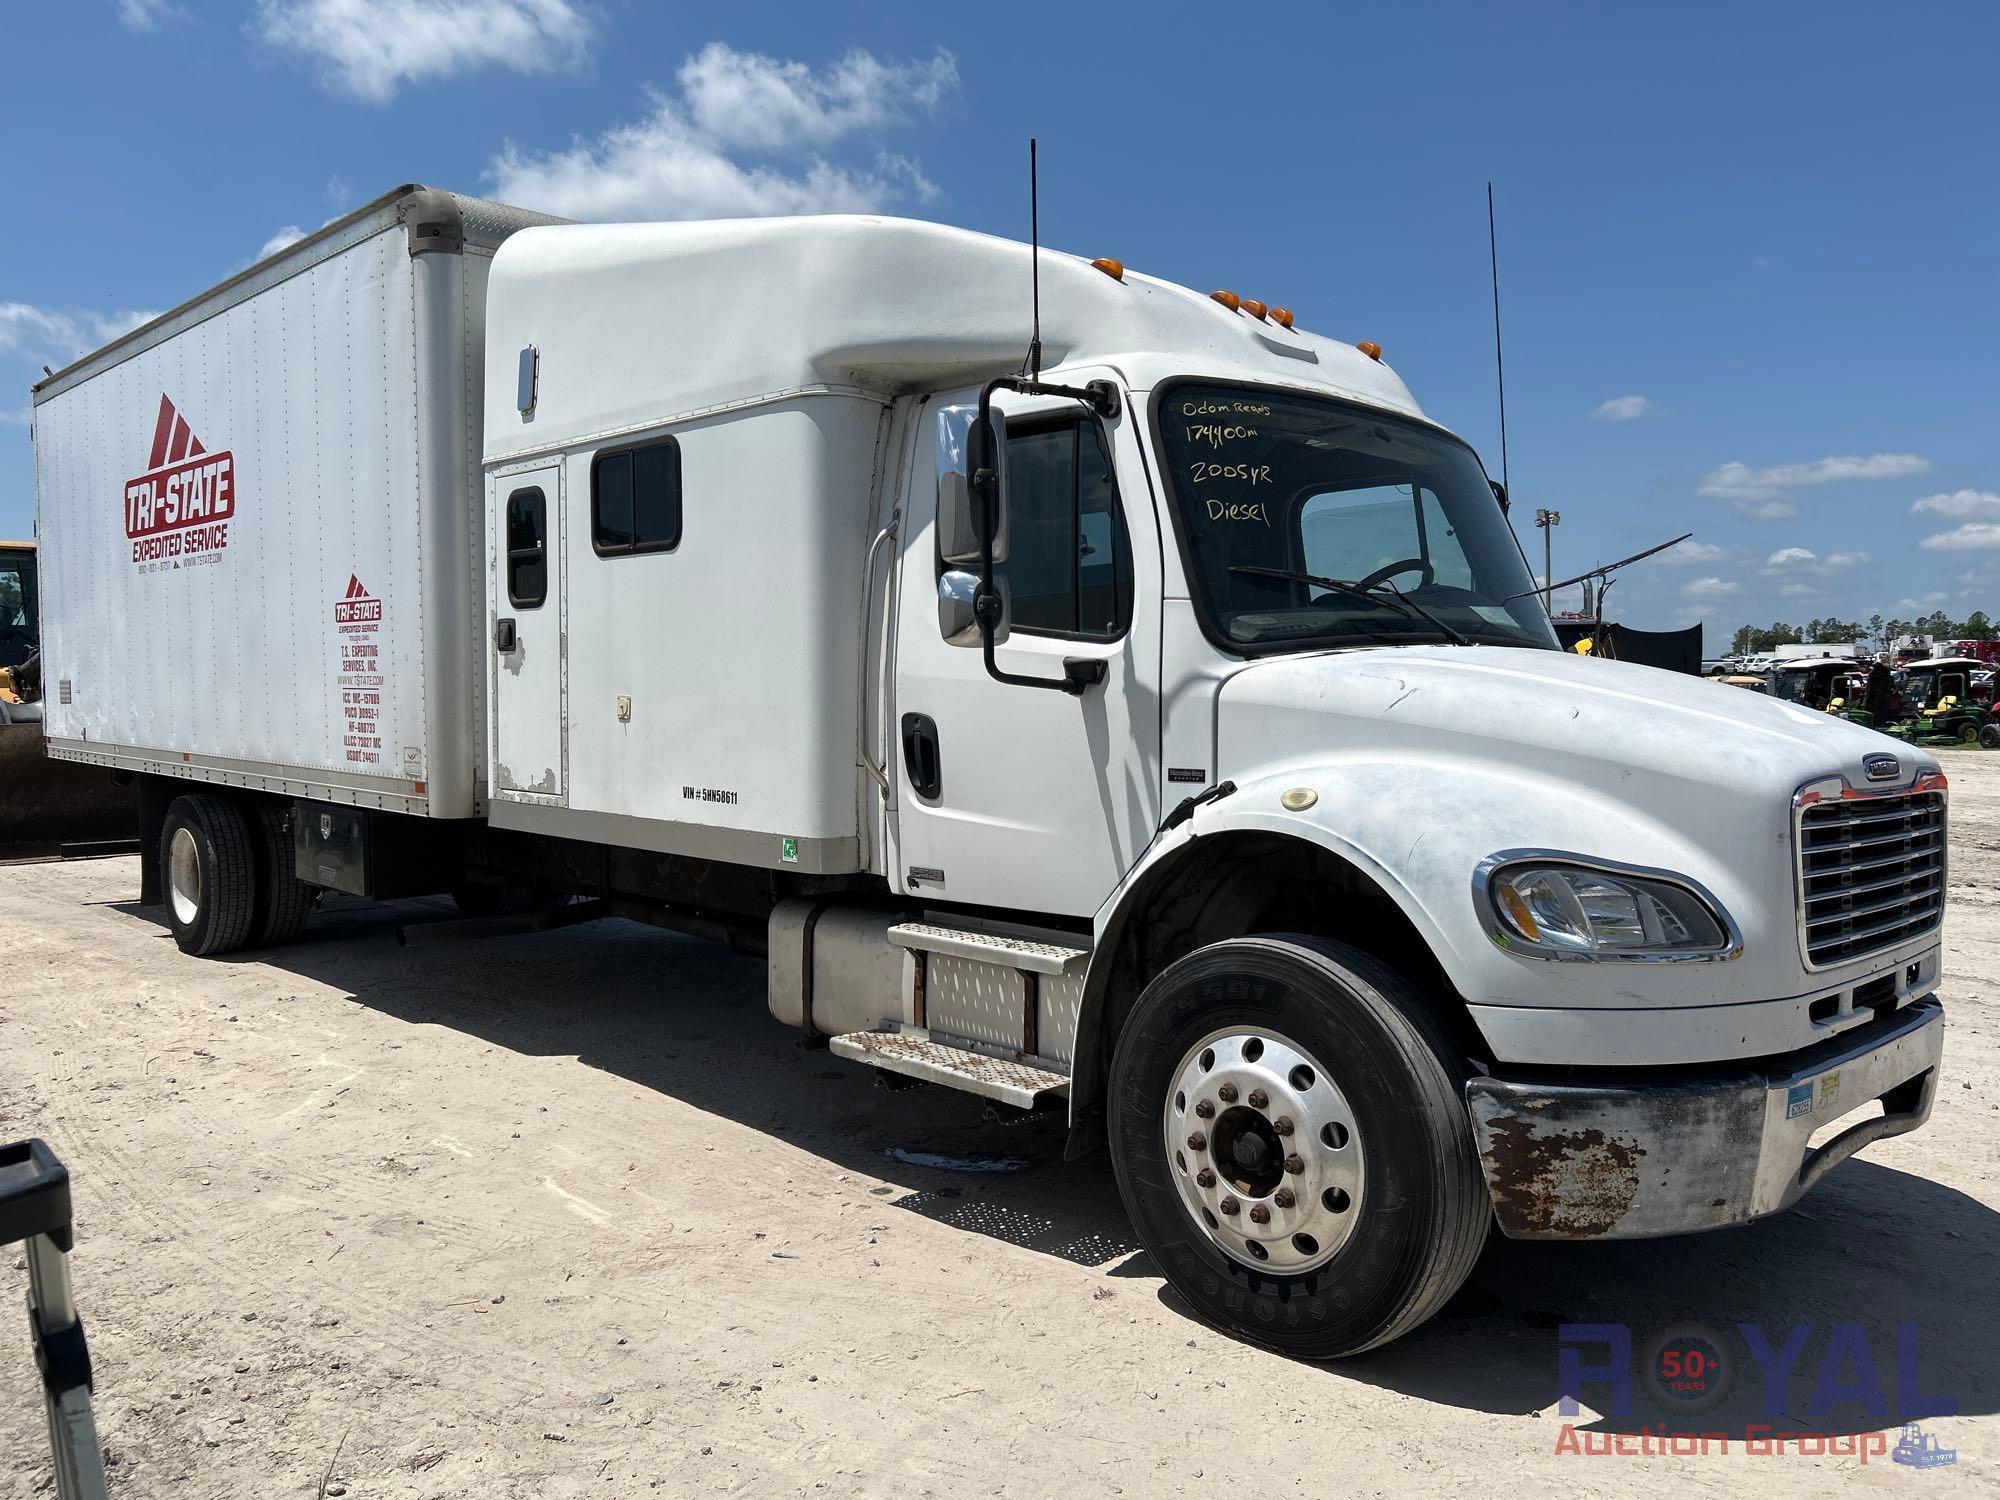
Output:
[{"xmin": 1465, "ymin": 998, "xmax": 1943, "ymax": 1240}]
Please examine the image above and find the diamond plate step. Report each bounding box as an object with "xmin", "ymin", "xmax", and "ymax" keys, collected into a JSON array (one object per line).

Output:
[
  {"xmin": 829, "ymin": 1026, "xmax": 1070, "ymax": 1109},
  {"xmin": 887, "ymin": 921, "xmax": 1089, "ymax": 976}
]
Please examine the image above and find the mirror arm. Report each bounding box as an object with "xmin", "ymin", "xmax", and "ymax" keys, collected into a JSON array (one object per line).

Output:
[{"xmin": 970, "ymin": 375, "xmax": 1119, "ymax": 696}]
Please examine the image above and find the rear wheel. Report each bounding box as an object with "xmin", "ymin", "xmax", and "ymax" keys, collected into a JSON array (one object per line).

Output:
[
  {"xmin": 1958, "ymin": 722, "xmax": 1980, "ymax": 744},
  {"xmin": 247, "ymin": 800, "xmax": 314, "ymax": 947},
  {"xmin": 161, "ymin": 794, "xmax": 257, "ymax": 956},
  {"xmin": 1108, "ymin": 935, "xmax": 1488, "ymax": 1357},
  {"xmin": 1981, "ymin": 723, "xmax": 2000, "ymax": 750}
]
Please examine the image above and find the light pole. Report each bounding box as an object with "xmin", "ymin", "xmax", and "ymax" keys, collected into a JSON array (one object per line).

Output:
[{"xmin": 1534, "ymin": 508, "xmax": 1561, "ymax": 614}]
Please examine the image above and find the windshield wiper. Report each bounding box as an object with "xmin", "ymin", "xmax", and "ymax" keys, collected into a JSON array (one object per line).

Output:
[{"xmin": 1228, "ymin": 564, "xmax": 1473, "ymax": 646}]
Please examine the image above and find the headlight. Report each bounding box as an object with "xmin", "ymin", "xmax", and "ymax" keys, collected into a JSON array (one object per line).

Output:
[{"xmin": 1481, "ymin": 859, "xmax": 1735, "ymax": 960}]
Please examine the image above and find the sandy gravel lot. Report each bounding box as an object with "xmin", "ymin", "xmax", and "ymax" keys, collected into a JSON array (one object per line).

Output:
[{"xmin": 3, "ymin": 756, "xmax": 1998, "ymax": 1497}]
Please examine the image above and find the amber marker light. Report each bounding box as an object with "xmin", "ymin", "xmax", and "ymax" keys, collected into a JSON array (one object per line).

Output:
[
  {"xmin": 1210, "ymin": 290, "xmax": 1241, "ymax": 310},
  {"xmin": 1241, "ymin": 299, "xmax": 1268, "ymax": 321},
  {"xmin": 1356, "ymin": 340, "xmax": 1383, "ymax": 360},
  {"xmin": 1269, "ymin": 307, "xmax": 1295, "ymax": 328},
  {"xmin": 1091, "ymin": 257, "xmax": 1125, "ymax": 281}
]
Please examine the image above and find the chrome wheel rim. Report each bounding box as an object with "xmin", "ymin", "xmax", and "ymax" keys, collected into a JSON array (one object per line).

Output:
[
  {"xmin": 1162, "ymin": 1026, "xmax": 1364, "ymax": 1275},
  {"xmin": 168, "ymin": 826, "xmax": 202, "ymax": 927}
]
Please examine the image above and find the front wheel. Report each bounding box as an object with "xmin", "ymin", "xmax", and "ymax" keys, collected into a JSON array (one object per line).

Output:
[
  {"xmin": 1108, "ymin": 936, "xmax": 1488, "ymax": 1357},
  {"xmin": 1981, "ymin": 723, "xmax": 2000, "ymax": 750}
]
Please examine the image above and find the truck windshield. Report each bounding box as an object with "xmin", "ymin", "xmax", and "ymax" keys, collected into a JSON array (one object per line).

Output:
[{"xmin": 1154, "ymin": 382, "xmax": 1558, "ymax": 652}]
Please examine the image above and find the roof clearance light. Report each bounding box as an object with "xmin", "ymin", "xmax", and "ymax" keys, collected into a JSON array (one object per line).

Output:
[
  {"xmin": 1241, "ymin": 299, "xmax": 1268, "ymax": 321},
  {"xmin": 1210, "ymin": 290, "xmax": 1241, "ymax": 311},
  {"xmin": 1269, "ymin": 307, "xmax": 1295, "ymax": 329},
  {"xmin": 1091, "ymin": 257, "xmax": 1125, "ymax": 281},
  {"xmin": 1356, "ymin": 340, "xmax": 1383, "ymax": 360}
]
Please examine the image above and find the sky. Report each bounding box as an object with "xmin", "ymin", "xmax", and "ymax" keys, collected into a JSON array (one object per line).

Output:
[{"xmin": 3, "ymin": 1, "xmax": 1996, "ymax": 650}]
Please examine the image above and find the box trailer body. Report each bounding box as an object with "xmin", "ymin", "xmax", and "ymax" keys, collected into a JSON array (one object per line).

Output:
[
  {"xmin": 33, "ymin": 188, "xmax": 561, "ymax": 819},
  {"xmin": 32, "ymin": 185, "xmax": 1949, "ymax": 1358}
]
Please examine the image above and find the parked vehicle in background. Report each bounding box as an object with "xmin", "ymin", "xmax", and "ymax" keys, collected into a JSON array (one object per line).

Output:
[{"xmin": 30, "ymin": 185, "xmax": 1952, "ymax": 1356}]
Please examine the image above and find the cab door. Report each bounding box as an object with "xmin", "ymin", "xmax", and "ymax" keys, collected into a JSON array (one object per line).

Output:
[
  {"xmin": 490, "ymin": 462, "xmax": 565, "ymax": 802},
  {"xmin": 890, "ymin": 386, "xmax": 1163, "ymax": 917}
]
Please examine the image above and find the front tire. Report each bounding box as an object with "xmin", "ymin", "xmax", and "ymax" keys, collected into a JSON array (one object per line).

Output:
[
  {"xmin": 1108, "ymin": 935, "xmax": 1488, "ymax": 1357},
  {"xmin": 161, "ymin": 794, "xmax": 257, "ymax": 956}
]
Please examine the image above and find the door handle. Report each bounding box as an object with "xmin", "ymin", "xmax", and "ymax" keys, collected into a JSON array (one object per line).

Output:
[
  {"xmin": 495, "ymin": 617, "xmax": 516, "ymax": 652},
  {"xmin": 901, "ymin": 712, "xmax": 942, "ymax": 800}
]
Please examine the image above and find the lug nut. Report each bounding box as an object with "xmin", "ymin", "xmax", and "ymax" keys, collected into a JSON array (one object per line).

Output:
[
  {"xmin": 1249, "ymin": 1204, "xmax": 1271, "ymax": 1225},
  {"xmin": 1187, "ymin": 1131, "xmax": 1207, "ymax": 1151},
  {"xmin": 1217, "ymin": 1083, "xmax": 1238, "ymax": 1103},
  {"xmin": 1194, "ymin": 1100, "xmax": 1215, "ymax": 1120},
  {"xmin": 1195, "ymin": 1168, "xmax": 1216, "ymax": 1188},
  {"xmin": 1219, "ymin": 1197, "xmax": 1240, "ymax": 1216},
  {"xmin": 1247, "ymin": 1088, "xmax": 1269, "ymax": 1109},
  {"xmin": 1273, "ymin": 1187, "xmax": 1296, "ymax": 1209},
  {"xmin": 1284, "ymin": 1153, "xmax": 1305, "ymax": 1175},
  {"xmin": 1273, "ymin": 1116, "xmax": 1294, "ymax": 1137}
]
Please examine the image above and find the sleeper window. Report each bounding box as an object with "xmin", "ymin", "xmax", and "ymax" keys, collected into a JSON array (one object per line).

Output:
[
  {"xmin": 505, "ymin": 486, "xmax": 547, "ymax": 608},
  {"xmin": 593, "ymin": 437, "xmax": 683, "ymax": 555}
]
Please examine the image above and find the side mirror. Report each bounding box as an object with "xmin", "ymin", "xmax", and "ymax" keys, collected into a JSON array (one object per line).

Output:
[
  {"xmin": 936, "ymin": 405, "xmax": 1009, "ymax": 566},
  {"xmin": 1490, "ymin": 479, "xmax": 1509, "ymax": 515},
  {"xmin": 938, "ymin": 569, "xmax": 1008, "ymax": 647}
]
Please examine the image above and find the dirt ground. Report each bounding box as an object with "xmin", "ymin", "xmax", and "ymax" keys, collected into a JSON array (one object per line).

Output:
[{"xmin": 3, "ymin": 757, "xmax": 1997, "ymax": 1497}]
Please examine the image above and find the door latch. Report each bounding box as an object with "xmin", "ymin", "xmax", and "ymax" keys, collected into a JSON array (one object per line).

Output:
[
  {"xmin": 901, "ymin": 713, "xmax": 942, "ymax": 800},
  {"xmin": 494, "ymin": 617, "xmax": 517, "ymax": 652}
]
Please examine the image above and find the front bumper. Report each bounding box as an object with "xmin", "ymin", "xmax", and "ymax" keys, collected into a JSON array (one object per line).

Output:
[{"xmin": 1464, "ymin": 997, "xmax": 1943, "ymax": 1240}]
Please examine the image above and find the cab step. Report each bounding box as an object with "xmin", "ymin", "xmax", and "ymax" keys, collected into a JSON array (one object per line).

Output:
[
  {"xmin": 829, "ymin": 1025, "xmax": 1070, "ymax": 1109},
  {"xmin": 886, "ymin": 921, "xmax": 1089, "ymax": 975}
]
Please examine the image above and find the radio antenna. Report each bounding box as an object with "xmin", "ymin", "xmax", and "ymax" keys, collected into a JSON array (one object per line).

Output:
[
  {"xmin": 1027, "ymin": 138, "xmax": 1044, "ymax": 381},
  {"xmin": 1487, "ymin": 182, "xmax": 1510, "ymax": 500}
]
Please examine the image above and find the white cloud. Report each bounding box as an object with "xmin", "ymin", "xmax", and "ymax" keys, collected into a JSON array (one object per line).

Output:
[
  {"xmin": 117, "ymin": 0, "xmax": 183, "ymax": 29},
  {"xmin": 1591, "ymin": 394, "xmax": 1651, "ymax": 422},
  {"xmin": 1919, "ymin": 523, "xmax": 2000, "ymax": 552},
  {"xmin": 1684, "ymin": 576, "xmax": 1738, "ymax": 598},
  {"xmin": 1825, "ymin": 550, "xmax": 1869, "ymax": 568},
  {"xmin": 259, "ymin": 226, "xmax": 307, "ymax": 259},
  {"xmin": 1653, "ymin": 539, "xmax": 1728, "ymax": 565},
  {"xmin": 0, "ymin": 405, "xmax": 30, "ymax": 428},
  {"xmin": 1698, "ymin": 453, "xmax": 1931, "ymax": 517},
  {"xmin": 1765, "ymin": 547, "xmax": 1817, "ymax": 568},
  {"xmin": 1894, "ymin": 594, "xmax": 1950, "ymax": 613},
  {"xmin": 1911, "ymin": 489, "xmax": 2000, "ymax": 520},
  {"xmin": 489, "ymin": 44, "xmax": 959, "ymax": 222},
  {"xmin": 0, "ymin": 303, "xmax": 158, "ymax": 365},
  {"xmin": 253, "ymin": 0, "xmax": 594, "ymax": 103},
  {"xmin": 678, "ymin": 43, "xmax": 957, "ymax": 151}
]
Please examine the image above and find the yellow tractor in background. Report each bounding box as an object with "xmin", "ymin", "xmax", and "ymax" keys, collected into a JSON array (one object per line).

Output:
[{"xmin": 1, "ymin": 541, "xmax": 137, "ymax": 858}]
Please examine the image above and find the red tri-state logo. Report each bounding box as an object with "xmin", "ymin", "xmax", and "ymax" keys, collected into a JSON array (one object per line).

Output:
[
  {"xmin": 334, "ymin": 575, "xmax": 382, "ymax": 625},
  {"xmin": 124, "ymin": 395, "xmax": 236, "ymax": 565}
]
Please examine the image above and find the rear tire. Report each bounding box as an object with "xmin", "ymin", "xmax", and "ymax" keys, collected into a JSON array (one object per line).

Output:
[
  {"xmin": 1108, "ymin": 935, "xmax": 1488, "ymax": 1357},
  {"xmin": 1981, "ymin": 723, "xmax": 2000, "ymax": 749},
  {"xmin": 161, "ymin": 794, "xmax": 257, "ymax": 956},
  {"xmin": 247, "ymin": 800, "xmax": 314, "ymax": 947}
]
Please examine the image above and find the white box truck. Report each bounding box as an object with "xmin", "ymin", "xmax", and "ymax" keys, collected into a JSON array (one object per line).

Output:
[{"xmin": 32, "ymin": 184, "xmax": 1948, "ymax": 1356}]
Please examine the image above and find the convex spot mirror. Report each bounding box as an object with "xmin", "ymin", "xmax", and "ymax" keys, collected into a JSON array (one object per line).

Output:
[
  {"xmin": 938, "ymin": 569, "xmax": 1010, "ymax": 647},
  {"xmin": 936, "ymin": 404, "xmax": 1010, "ymax": 568}
]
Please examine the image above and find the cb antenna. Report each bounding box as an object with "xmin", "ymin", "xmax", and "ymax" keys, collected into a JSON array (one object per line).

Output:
[
  {"xmin": 1487, "ymin": 182, "xmax": 1510, "ymax": 500},
  {"xmin": 1026, "ymin": 138, "xmax": 1043, "ymax": 381}
]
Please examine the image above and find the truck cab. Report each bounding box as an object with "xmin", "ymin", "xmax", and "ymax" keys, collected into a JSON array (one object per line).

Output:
[{"xmin": 479, "ymin": 216, "xmax": 1946, "ymax": 1356}]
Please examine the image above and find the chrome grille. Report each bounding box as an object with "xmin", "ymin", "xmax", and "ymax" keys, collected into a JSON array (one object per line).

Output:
[{"xmin": 1797, "ymin": 789, "xmax": 1945, "ymax": 968}]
